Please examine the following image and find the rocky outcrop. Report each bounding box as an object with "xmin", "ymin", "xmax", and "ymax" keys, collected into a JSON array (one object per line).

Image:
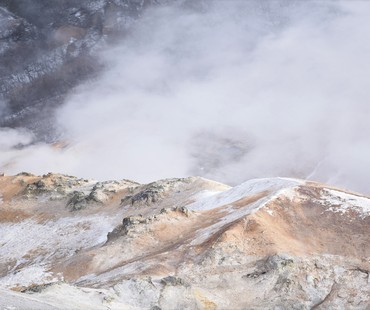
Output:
[{"xmin": 0, "ymin": 174, "xmax": 369, "ymax": 309}]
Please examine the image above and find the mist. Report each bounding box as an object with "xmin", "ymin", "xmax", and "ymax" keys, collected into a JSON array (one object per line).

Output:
[{"xmin": 1, "ymin": 0, "xmax": 370, "ymax": 193}]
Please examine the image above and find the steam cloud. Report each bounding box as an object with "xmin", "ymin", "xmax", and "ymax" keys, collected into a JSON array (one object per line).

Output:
[{"xmin": 1, "ymin": 0, "xmax": 370, "ymax": 193}]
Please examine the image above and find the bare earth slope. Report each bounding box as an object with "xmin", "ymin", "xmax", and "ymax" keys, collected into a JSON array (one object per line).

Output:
[{"xmin": 0, "ymin": 173, "xmax": 369, "ymax": 309}]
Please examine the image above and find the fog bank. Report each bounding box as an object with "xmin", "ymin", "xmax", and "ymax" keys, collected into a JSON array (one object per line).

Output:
[{"xmin": 1, "ymin": 0, "xmax": 370, "ymax": 193}]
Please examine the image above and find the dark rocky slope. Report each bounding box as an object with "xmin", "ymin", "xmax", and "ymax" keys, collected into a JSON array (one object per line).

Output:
[{"xmin": 0, "ymin": 0, "xmax": 178, "ymax": 140}]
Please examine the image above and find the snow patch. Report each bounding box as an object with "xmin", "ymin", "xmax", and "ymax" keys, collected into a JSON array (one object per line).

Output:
[
  {"xmin": 0, "ymin": 215, "xmax": 114, "ymax": 262},
  {"xmin": 0, "ymin": 266, "xmax": 58, "ymax": 289},
  {"xmin": 319, "ymin": 189, "xmax": 370, "ymax": 218},
  {"xmin": 187, "ymin": 177, "xmax": 303, "ymax": 211},
  {"xmin": 189, "ymin": 178, "xmax": 303, "ymax": 245},
  {"xmin": 0, "ymin": 213, "xmax": 120, "ymax": 288}
]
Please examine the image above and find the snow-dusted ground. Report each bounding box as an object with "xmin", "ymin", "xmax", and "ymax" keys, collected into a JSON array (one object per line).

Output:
[
  {"xmin": 0, "ymin": 214, "xmax": 121, "ymax": 289},
  {"xmin": 0, "ymin": 175, "xmax": 369, "ymax": 309},
  {"xmin": 0, "ymin": 288, "xmax": 64, "ymax": 310},
  {"xmin": 316, "ymin": 188, "xmax": 370, "ymax": 219},
  {"xmin": 187, "ymin": 177, "xmax": 303, "ymax": 211},
  {"xmin": 188, "ymin": 178, "xmax": 304, "ymax": 246}
]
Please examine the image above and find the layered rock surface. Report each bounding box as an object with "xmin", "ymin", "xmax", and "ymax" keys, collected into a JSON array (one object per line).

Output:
[{"xmin": 0, "ymin": 173, "xmax": 369, "ymax": 309}]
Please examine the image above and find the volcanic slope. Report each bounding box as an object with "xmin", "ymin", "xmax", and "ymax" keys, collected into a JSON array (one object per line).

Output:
[{"xmin": 0, "ymin": 173, "xmax": 369, "ymax": 309}]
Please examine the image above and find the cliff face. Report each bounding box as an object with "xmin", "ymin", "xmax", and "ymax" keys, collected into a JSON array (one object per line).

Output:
[
  {"xmin": 0, "ymin": 173, "xmax": 369, "ymax": 309},
  {"xmin": 0, "ymin": 0, "xmax": 171, "ymax": 140}
]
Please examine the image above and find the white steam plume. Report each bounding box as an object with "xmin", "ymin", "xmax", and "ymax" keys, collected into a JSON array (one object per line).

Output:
[{"xmin": 1, "ymin": 0, "xmax": 370, "ymax": 193}]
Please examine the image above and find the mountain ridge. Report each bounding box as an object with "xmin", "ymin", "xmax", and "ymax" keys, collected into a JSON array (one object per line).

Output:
[{"xmin": 0, "ymin": 173, "xmax": 369, "ymax": 309}]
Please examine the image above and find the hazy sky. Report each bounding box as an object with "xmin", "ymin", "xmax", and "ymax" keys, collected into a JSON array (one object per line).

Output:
[{"xmin": 1, "ymin": 0, "xmax": 370, "ymax": 193}]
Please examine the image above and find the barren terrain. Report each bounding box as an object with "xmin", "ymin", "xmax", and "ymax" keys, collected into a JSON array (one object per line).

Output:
[{"xmin": 0, "ymin": 173, "xmax": 369, "ymax": 309}]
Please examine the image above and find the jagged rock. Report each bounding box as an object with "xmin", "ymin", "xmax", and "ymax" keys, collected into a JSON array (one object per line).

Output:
[
  {"xmin": 12, "ymin": 173, "xmax": 138, "ymax": 209},
  {"xmin": 161, "ymin": 276, "xmax": 188, "ymax": 287},
  {"xmin": 20, "ymin": 282, "xmax": 56, "ymax": 294},
  {"xmin": 67, "ymin": 190, "xmax": 89, "ymax": 211},
  {"xmin": 24, "ymin": 180, "xmax": 48, "ymax": 196},
  {"xmin": 107, "ymin": 214, "xmax": 157, "ymax": 240},
  {"xmin": 160, "ymin": 206, "xmax": 190, "ymax": 216},
  {"xmin": 121, "ymin": 177, "xmax": 198, "ymax": 207},
  {"xmin": 126, "ymin": 183, "xmax": 171, "ymax": 206},
  {"xmin": 16, "ymin": 172, "xmax": 35, "ymax": 176},
  {"xmin": 34, "ymin": 180, "xmax": 46, "ymax": 189},
  {"xmin": 89, "ymin": 180, "xmax": 139, "ymax": 204}
]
